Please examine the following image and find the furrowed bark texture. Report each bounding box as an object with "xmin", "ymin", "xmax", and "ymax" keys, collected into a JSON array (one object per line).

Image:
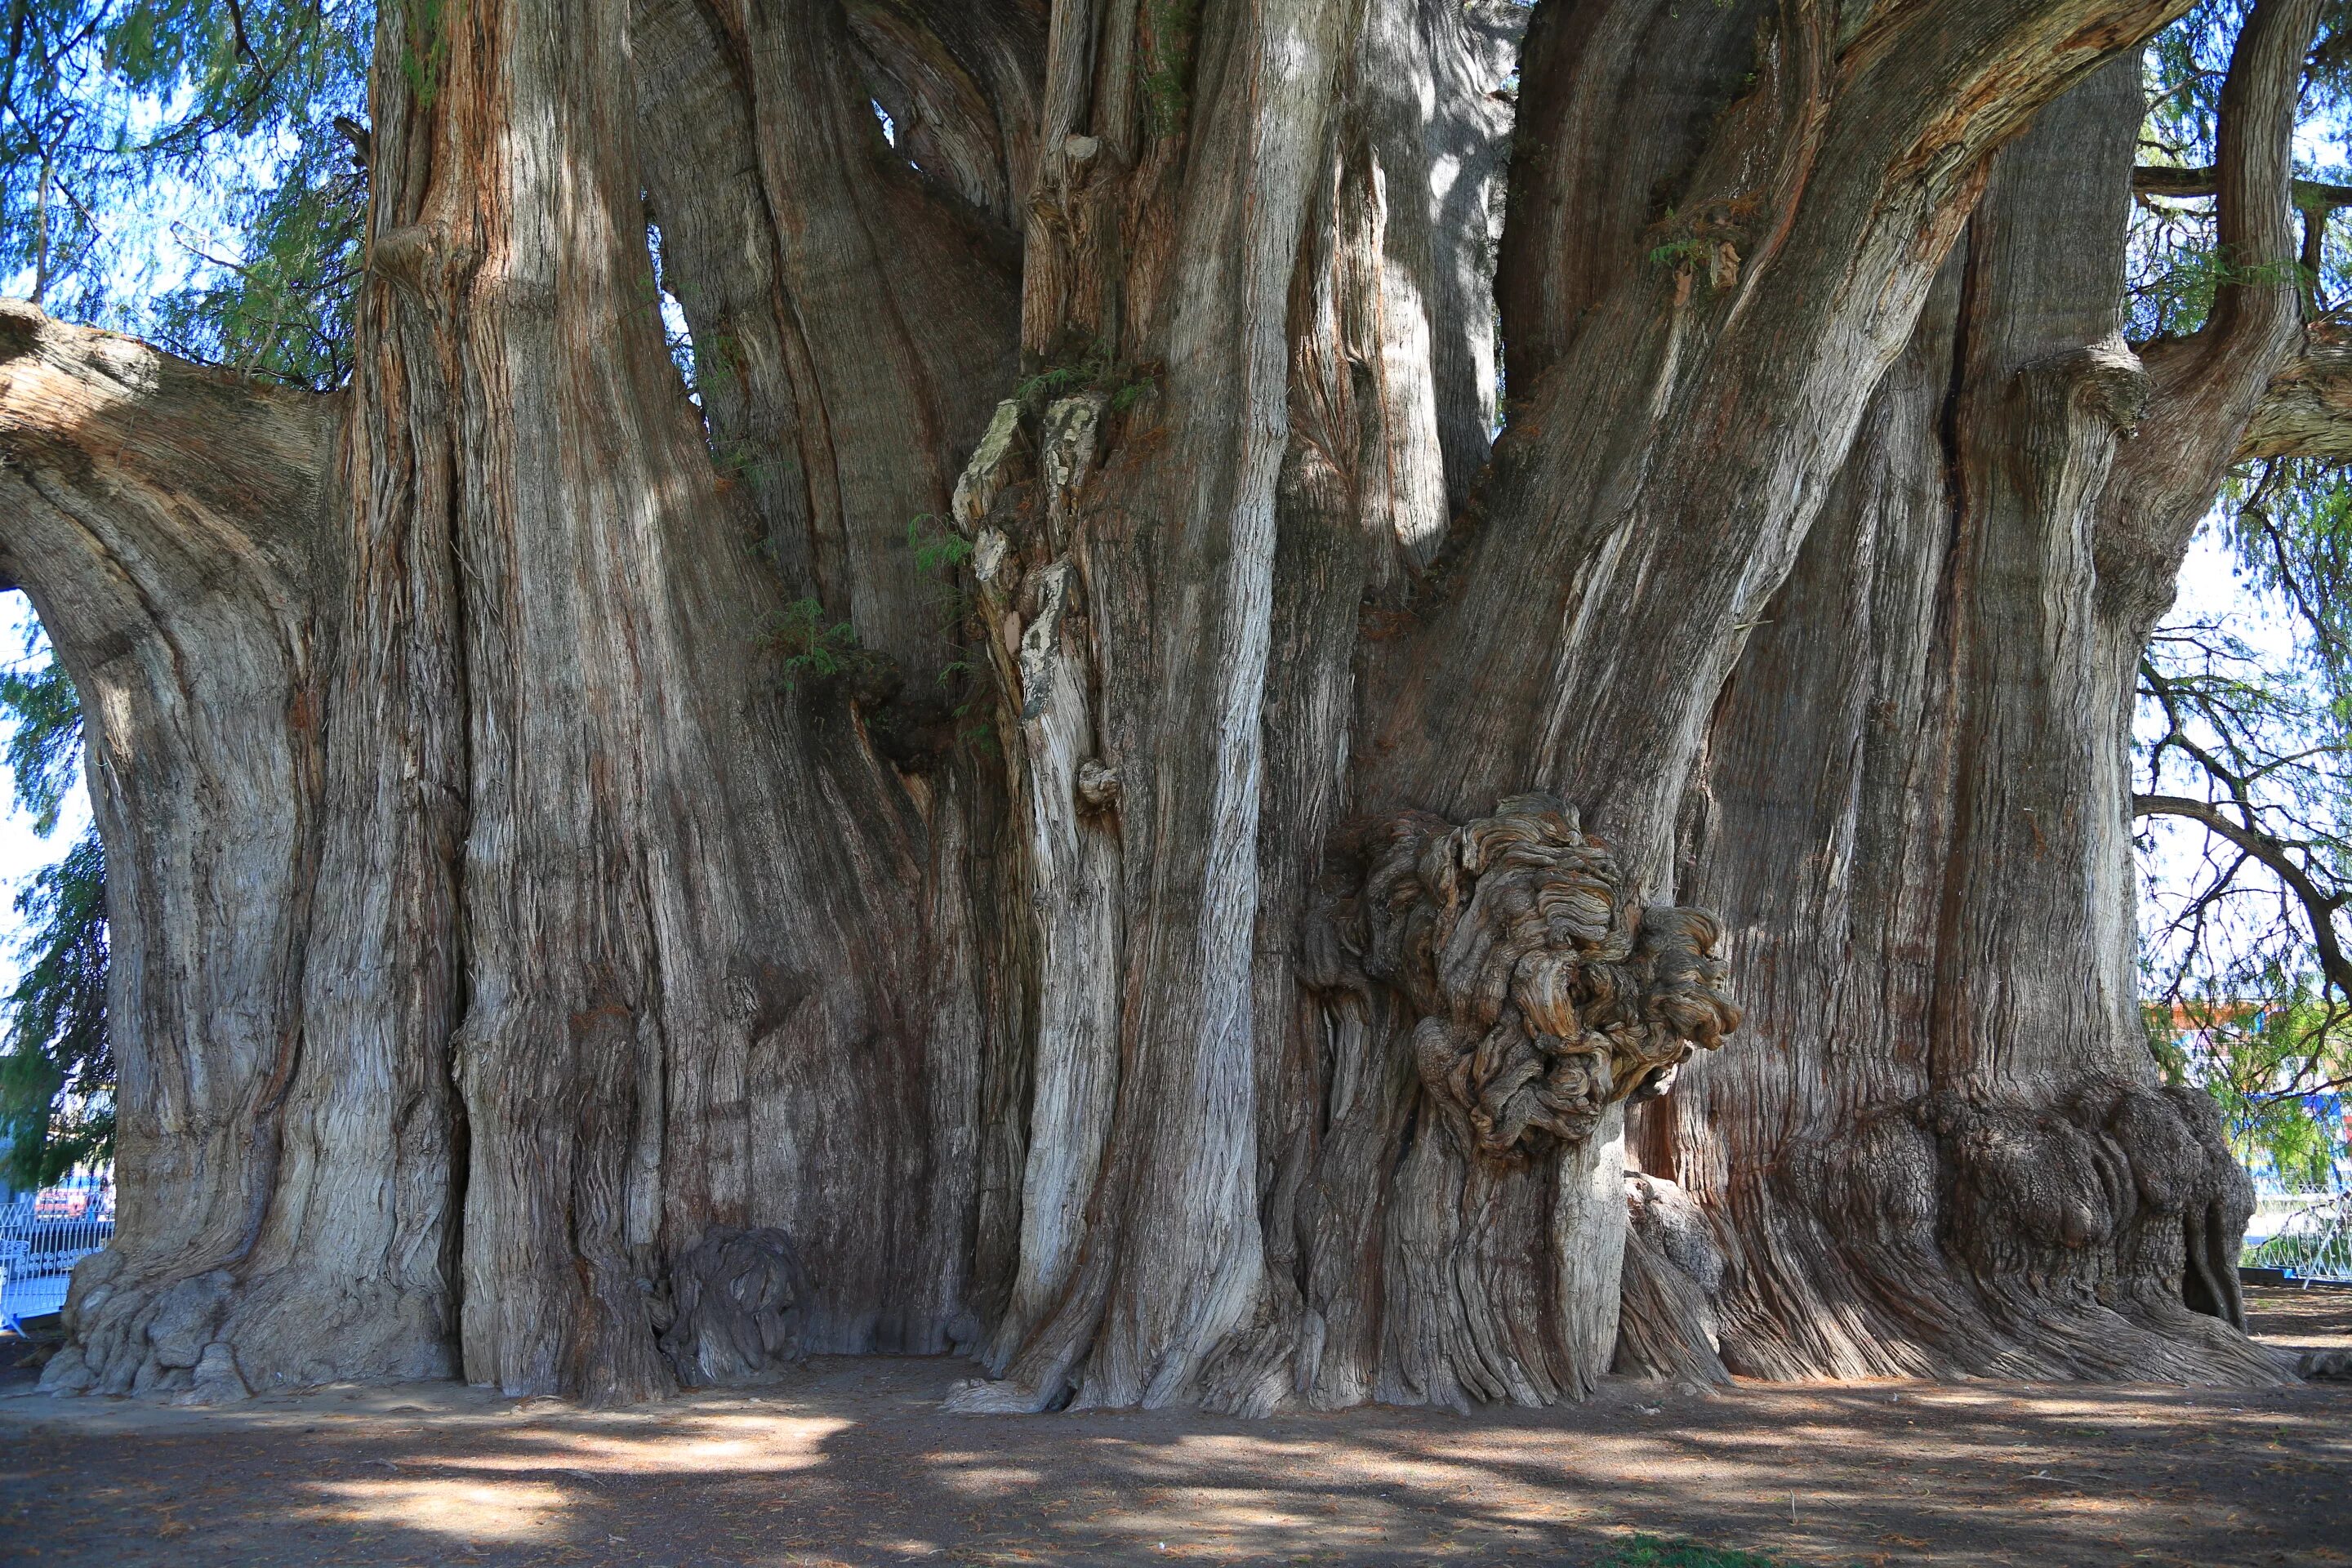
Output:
[
  {"xmin": 1638, "ymin": 8, "xmax": 2316, "ymax": 1383},
  {"xmin": 36, "ymin": 0, "xmax": 1026, "ymax": 1399},
  {"xmin": 7, "ymin": 0, "xmax": 2313, "ymax": 1410},
  {"xmin": 0, "ymin": 305, "xmax": 376, "ymax": 1401},
  {"xmin": 390, "ymin": 0, "xmax": 1027, "ymax": 1393},
  {"xmin": 1201, "ymin": 0, "xmax": 2231, "ymax": 1413}
]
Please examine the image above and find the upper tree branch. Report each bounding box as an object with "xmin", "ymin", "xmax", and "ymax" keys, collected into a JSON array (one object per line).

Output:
[
  {"xmin": 1382, "ymin": 0, "xmax": 2211, "ymax": 828},
  {"xmin": 2238, "ymin": 343, "xmax": 2352, "ymax": 460},
  {"xmin": 2133, "ymin": 163, "xmax": 2352, "ymax": 211},
  {"xmin": 2096, "ymin": 0, "xmax": 2322, "ymax": 625},
  {"xmin": 2202, "ymin": 0, "xmax": 2313, "ymax": 353},
  {"xmin": 2134, "ymin": 792, "xmax": 2352, "ymax": 1000},
  {"xmin": 0, "ymin": 299, "xmax": 336, "ymax": 599}
]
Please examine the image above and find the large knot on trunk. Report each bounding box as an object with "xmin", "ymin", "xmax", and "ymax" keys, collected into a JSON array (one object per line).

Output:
[
  {"xmin": 655, "ymin": 1227, "xmax": 815, "ymax": 1388},
  {"xmin": 1321, "ymin": 792, "xmax": 1740, "ymax": 1160}
]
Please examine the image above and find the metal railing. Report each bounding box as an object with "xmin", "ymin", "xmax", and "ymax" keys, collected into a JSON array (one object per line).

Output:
[
  {"xmin": 2244, "ymin": 1191, "xmax": 2352, "ymax": 1282},
  {"xmin": 0, "ymin": 1192, "xmax": 114, "ymax": 1330}
]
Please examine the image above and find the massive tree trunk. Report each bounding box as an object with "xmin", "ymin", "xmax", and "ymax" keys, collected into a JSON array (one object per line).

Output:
[
  {"xmin": 1644, "ymin": 1, "xmax": 2315, "ymax": 1385},
  {"xmin": 2, "ymin": 0, "xmax": 2320, "ymax": 1408}
]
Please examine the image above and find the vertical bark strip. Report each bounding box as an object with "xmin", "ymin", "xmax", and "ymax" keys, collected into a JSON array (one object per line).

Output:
[
  {"xmin": 0, "ymin": 309, "xmax": 323, "ymax": 1397},
  {"xmin": 631, "ymin": 0, "xmax": 1029, "ymax": 1369},
  {"xmin": 947, "ymin": 0, "xmax": 1365, "ymax": 1414},
  {"xmin": 372, "ymin": 0, "xmax": 1012, "ymax": 1396},
  {"xmin": 368, "ymin": 0, "xmax": 733, "ymax": 1400}
]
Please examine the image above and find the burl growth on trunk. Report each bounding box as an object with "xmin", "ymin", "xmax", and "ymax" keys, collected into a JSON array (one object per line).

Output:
[{"xmin": 1319, "ymin": 794, "xmax": 1741, "ymax": 1160}]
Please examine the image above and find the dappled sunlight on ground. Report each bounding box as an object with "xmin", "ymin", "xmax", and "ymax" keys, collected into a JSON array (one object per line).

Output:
[
  {"xmin": 295, "ymin": 1477, "xmax": 573, "ymax": 1544},
  {"xmin": 434, "ymin": 1414, "xmax": 853, "ymax": 1477},
  {"xmin": 0, "ymin": 1297, "xmax": 2345, "ymax": 1567}
]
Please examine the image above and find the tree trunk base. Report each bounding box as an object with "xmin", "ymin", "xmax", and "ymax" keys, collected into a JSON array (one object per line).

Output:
[
  {"xmin": 1672, "ymin": 1080, "xmax": 2295, "ymax": 1387},
  {"xmin": 39, "ymin": 1253, "xmax": 453, "ymax": 1401}
]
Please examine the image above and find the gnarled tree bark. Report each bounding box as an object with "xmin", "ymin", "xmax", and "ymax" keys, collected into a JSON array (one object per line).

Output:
[
  {"xmin": 4, "ymin": 0, "xmax": 2327, "ymax": 1410},
  {"xmin": 1642, "ymin": 0, "xmax": 2317, "ymax": 1386}
]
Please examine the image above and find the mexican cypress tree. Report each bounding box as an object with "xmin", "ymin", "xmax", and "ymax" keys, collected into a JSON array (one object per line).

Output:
[{"xmin": 3, "ymin": 0, "xmax": 2344, "ymax": 1405}]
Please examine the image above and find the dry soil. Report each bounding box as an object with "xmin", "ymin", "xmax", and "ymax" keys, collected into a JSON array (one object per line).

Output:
[{"xmin": 0, "ymin": 1285, "xmax": 2345, "ymax": 1568}]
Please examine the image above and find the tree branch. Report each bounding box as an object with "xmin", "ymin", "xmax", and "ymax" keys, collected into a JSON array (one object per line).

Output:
[
  {"xmin": 2096, "ymin": 0, "xmax": 2322, "ymax": 624},
  {"xmin": 0, "ymin": 298, "xmax": 336, "ymax": 552},
  {"xmin": 2133, "ymin": 163, "xmax": 2352, "ymax": 211},
  {"xmin": 225, "ymin": 0, "xmax": 255, "ymax": 62},
  {"xmin": 2135, "ymin": 791, "xmax": 2352, "ymax": 1000},
  {"xmin": 2238, "ymin": 343, "xmax": 2352, "ymax": 460},
  {"xmin": 2203, "ymin": 0, "xmax": 2315, "ymax": 351}
]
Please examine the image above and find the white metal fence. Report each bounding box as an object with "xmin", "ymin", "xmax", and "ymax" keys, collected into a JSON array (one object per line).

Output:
[
  {"xmin": 0, "ymin": 1192, "xmax": 114, "ymax": 1329},
  {"xmin": 2245, "ymin": 1191, "xmax": 2352, "ymax": 1282}
]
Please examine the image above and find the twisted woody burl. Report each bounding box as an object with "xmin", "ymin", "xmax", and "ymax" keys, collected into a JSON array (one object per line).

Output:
[{"xmin": 1322, "ymin": 793, "xmax": 1741, "ymax": 1158}]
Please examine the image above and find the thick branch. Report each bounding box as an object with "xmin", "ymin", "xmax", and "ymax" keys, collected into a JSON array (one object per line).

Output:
[
  {"xmin": 0, "ymin": 299, "xmax": 336, "ymax": 571},
  {"xmin": 0, "ymin": 300, "xmax": 367, "ymax": 1401},
  {"xmin": 2133, "ymin": 163, "xmax": 2352, "ymax": 211},
  {"xmin": 2134, "ymin": 791, "xmax": 2352, "ymax": 1000},
  {"xmin": 2238, "ymin": 343, "xmax": 2352, "ymax": 460},
  {"xmin": 2096, "ymin": 0, "xmax": 2321, "ymax": 627},
  {"xmin": 2207, "ymin": 0, "xmax": 2312, "ymax": 331},
  {"xmin": 1377, "ymin": 0, "xmax": 2199, "ymax": 846}
]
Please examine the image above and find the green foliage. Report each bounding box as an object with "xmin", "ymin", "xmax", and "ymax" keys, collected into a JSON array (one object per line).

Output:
[
  {"xmin": 1140, "ymin": 0, "xmax": 1199, "ymax": 136},
  {"xmin": 766, "ymin": 597, "xmax": 871, "ymax": 691},
  {"xmin": 764, "ymin": 520, "xmax": 987, "ymax": 746},
  {"xmin": 2148, "ymin": 996, "xmax": 2352, "ymax": 1188},
  {"xmin": 2131, "ymin": 245, "xmax": 2309, "ymax": 344},
  {"xmin": 1, "ymin": 833, "xmax": 109, "ymax": 1192},
  {"xmin": 1013, "ymin": 353, "xmax": 1156, "ymax": 412},
  {"xmin": 906, "ymin": 513, "xmax": 973, "ymax": 577},
  {"xmin": 1642, "ymin": 200, "xmax": 1750, "ymax": 292},
  {"xmin": 906, "ymin": 510, "xmax": 975, "ymax": 653},
  {"xmin": 1646, "ymin": 237, "xmax": 1715, "ymax": 271},
  {"xmin": 0, "ymin": 653, "xmax": 83, "ymax": 837},
  {"xmin": 1592, "ymin": 1536, "xmax": 1789, "ymax": 1568},
  {"xmin": 2132, "ymin": 2, "xmax": 2352, "ymax": 342},
  {"xmin": 905, "ymin": 515, "xmax": 1004, "ymax": 758},
  {"xmin": 2127, "ymin": 2, "xmax": 2352, "ymax": 1189},
  {"xmin": 2139, "ymin": 470, "xmax": 2352, "ymax": 1190},
  {"xmin": 400, "ymin": 0, "xmax": 451, "ymax": 106},
  {"xmin": 2227, "ymin": 461, "xmax": 2352, "ymax": 689},
  {"xmin": 2245, "ymin": 1192, "xmax": 2352, "ymax": 1273},
  {"xmin": 147, "ymin": 137, "xmax": 367, "ymax": 388},
  {"xmin": 0, "ymin": 630, "xmax": 109, "ymax": 1190},
  {"xmin": 0, "ymin": 1, "xmax": 372, "ymax": 389},
  {"xmin": 1014, "ymin": 365, "xmax": 1086, "ymax": 402},
  {"xmin": 713, "ymin": 434, "xmax": 792, "ymax": 495}
]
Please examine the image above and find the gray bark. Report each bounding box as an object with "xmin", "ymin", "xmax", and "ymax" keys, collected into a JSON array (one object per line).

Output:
[
  {"xmin": 2, "ymin": 0, "xmax": 2321, "ymax": 1411},
  {"xmin": 0, "ymin": 305, "xmax": 456, "ymax": 1398},
  {"xmin": 1638, "ymin": 3, "xmax": 2317, "ymax": 1384},
  {"xmin": 2242, "ymin": 345, "xmax": 2352, "ymax": 461}
]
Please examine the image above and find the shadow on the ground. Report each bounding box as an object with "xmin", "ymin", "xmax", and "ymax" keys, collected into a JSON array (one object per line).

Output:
[{"xmin": 1, "ymin": 1301, "xmax": 2347, "ymax": 1568}]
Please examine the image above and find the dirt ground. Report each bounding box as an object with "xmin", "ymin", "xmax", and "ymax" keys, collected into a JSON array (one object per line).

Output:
[{"xmin": 0, "ymin": 1286, "xmax": 2346, "ymax": 1568}]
